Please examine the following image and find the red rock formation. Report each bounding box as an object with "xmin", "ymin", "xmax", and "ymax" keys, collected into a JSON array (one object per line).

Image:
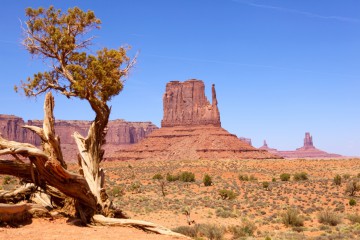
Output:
[
  {"xmin": 161, "ymin": 79, "xmax": 221, "ymax": 127},
  {"xmin": 111, "ymin": 79, "xmax": 281, "ymax": 160},
  {"xmin": 0, "ymin": 114, "xmax": 158, "ymax": 161},
  {"xmin": 239, "ymin": 137, "xmax": 252, "ymax": 146},
  {"xmin": 259, "ymin": 140, "xmax": 279, "ymax": 155},
  {"xmin": 259, "ymin": 133, "xmax": 343, "ymax": 158}
]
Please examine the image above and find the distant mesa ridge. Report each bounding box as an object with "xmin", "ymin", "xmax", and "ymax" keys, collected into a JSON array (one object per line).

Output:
[
  {"xmin": 260, "ymin": 132, "xmax": 343, "ymax": 158},
  {"xmin": 0, "ymin": 114, "xmax": 158, "ymax": 161},
  {"xmin": 111, "ymin": 79, "xmax": 280, "ymax": 160}
]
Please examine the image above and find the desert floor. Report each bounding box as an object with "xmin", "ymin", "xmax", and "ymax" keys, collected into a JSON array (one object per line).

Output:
[{"xmin": 2, "ymin": 158, "xmax": 360, "ymax": 240}]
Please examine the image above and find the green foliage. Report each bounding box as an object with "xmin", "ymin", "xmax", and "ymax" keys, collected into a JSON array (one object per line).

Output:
[
  {"xmin": 152, "ymin": 173, "xmax": 163, "ymax": 180},
  {"xmin": 179, "ymin": 171, "xmax": 195, "ymax": 182},
  {"xmin": 19, "ymin": 6, "xmax": 134, "ymax": 104},
  {"xmin": 281, "ymin": 208, "xmax": 304, "ymax": 227},
  {"xmin": 203, "ymin": 174, "xmax": 212, "ymax": 186},
  {"xmin": 272, "ymin": 177, "xmax": 276, "ymax": 182},
  {"xmin": 293, "ymin": 172, "xmax": 308, "ymax": 181},
  {"xmin": 228, "ymin": 220, "xmax": 257, "ymax": 238},
  {"xmin": 265, "ymin": 237, "xmax": 272, "ymax": 240},
  {"xmin": 280, "ymin": 173, "xmax": 291, "ymax": 181},
  {"xmin": 262, "ymin": 181, "xmax": 270, "ymax": 190},
  {"xmin": 333, "ymin": 174, "xmax": 342, "ymax": 186},
  {"xmin": 218, "ymin": 189, "xmax": 237, "ymax": 200},
  {"xmin": 238, "ymin": 174, "xmax": 249, "ymax": 181},
  {"xmin": 349, "ymin": 198, "xmax": 357, "ymax": 206},
  {"xmin": 345, "ymin": 180, "xmax": 360, "ymax": 196},
  {"xmin": 128, "ymin": 181, "xmax": 142, "ymax": 193},
  {"xmin": 343, "ymin": 173, "xmax": 351, "ymax": 180},
  {"xmin": 166, "ymin": 173, "xmax": 179, "ymax": 182},
  {"xmin": 109, "ymin": 185, "xmax": 125, "ymax": 197},
  {"xmin": 318, "ymin": 209, "xmax": 341, "ymax": 226}
]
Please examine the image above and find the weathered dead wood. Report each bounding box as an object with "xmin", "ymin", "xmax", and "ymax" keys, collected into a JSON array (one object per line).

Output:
[
  {"xmin": 0, "ymin": 203, "xmax": 49, "ymax": 222},
  {"xmin": 0, "ymin": 159, "xmax": 32, "ymax": 181},
  {"xmin": 0, "ymin": 184, "xmax": 36, "ymax": 203},
  {"xmin": 92, "ymin": 215, "xmax": 188, "ymax": 238}
]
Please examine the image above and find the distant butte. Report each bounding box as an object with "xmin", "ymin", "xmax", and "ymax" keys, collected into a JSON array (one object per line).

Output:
[
  {"xmin": 111, "ymin": 79, "xmax": 280, "ymax": 160},
  {"xmin": 260, "ymin": 132, "xmax": 343, "ymax": 158}
]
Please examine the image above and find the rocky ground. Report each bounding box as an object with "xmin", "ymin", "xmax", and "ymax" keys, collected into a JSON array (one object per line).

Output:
[{"xmin": 2, "ymin": 158, "xmax": 360, "ymax": 239}]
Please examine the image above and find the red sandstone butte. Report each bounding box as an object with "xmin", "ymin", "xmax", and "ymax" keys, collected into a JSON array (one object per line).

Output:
[
  {"xmin": 260, "ymin": 132, "xmax": 343, "ymax": 158},
  {"xmin": 111, "ymin": 79, "xmax": 280, "ymax": 161}
]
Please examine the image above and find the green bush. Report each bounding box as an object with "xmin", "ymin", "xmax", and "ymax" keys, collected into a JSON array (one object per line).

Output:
[
  {"xmin": 280, "ymin": 173, "xmax": 291, "ymax": 181},
  {"xmin": 152, "ymin": 173, "xmax": 163, "ymax": 180},
  {"xmin": 203, "ymin": 174, "xmax": 212, "ymax": 186},
  {"xmin": 343, "ymin": 173, "xmax": 351, "ymax": 180},
  {"xmin": 2, "ymin": 176, "xmax": 11, "ymax": 185},
  {"xmin": 215, "ymin": 207, "xmax": 238, "ymax": 218},
  {"xmin": 128, "ymin": 182, "xmax": 142, "ymax": 193},
  {"xmin": 218, "ymin": 189, "xmax": 237, "ymax": 200},
  {"xmin": 293, "ymin": 172, "xmax": 308, "ymax": 181},
  {"xmin": 179, "ymin": 171, "xmax": 195, "ymax": 182},
  {"xmin": 281, "ymin": 208, "xmax": 304, "ymax": 227},
  {"xmin": 166, "ymin": 173, "xmax": 179, "ymax": 182},
  {"xmin": 262, "ymin": 181, "xmax": 270, "ymax": 190},
  {"xmin": 110, "ymin": 185, "xmax": 125, "ymax": 197},
  {"xmin": 333, "ymin": 174, "xmax": 342, "ymax": 186},
  {"xmin": 272, "ymin": 178, "xmax": 276, "ymax": 182},
  {"xmin": 172, "ymin": 225, "xmax": 197, "ymax": 238},
  {"xmin": 238, "ymin": 174, "xmax": 249, "ymax": 181},
  {"xmin": 349, "ymin": 198, "xmax": 357, "ymax": 206},
  {"xmin": 318, "ymin": 209, "xmax": 342, "ymax": 226},
  {"xmin": 249, "ymin": 175, "xmax": 257, "ymax": 181}
]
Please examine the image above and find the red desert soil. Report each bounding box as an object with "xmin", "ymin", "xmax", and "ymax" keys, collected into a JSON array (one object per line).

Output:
[{"xmin": 0, "ymin": 218, "xmax": 180, "ymax": 240}]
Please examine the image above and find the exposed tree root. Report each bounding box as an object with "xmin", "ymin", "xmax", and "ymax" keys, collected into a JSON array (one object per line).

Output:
[
  {"xmin": 0, "ymin": 184, "xmax": 36, "ymax": 203},
  {"xmin": 92, "ymin": 214, "xmax": 188, "ymax": 238}
]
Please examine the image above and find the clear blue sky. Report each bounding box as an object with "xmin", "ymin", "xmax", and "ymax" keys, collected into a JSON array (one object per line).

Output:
[{"xmin": 0, "ymin": 0, "xmax": 359, "ymax": 156}]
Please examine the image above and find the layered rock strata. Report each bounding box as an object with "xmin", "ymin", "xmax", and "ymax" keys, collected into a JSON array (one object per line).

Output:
[
  {"xmin": 0, "ymin": 114, "xmax": 157, "ymax": 161},
  {"xmin": 161, "ymin": 79, "xmax": 221, "ymax": 127},
  {"xmin": 111, "ymin": 79, "xmax": 280, "ymax": 161}
]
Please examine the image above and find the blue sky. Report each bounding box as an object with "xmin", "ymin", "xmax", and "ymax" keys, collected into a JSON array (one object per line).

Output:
[{"xmin": 0, "ymin": 0, "xmax": 359, "ymax": 156}]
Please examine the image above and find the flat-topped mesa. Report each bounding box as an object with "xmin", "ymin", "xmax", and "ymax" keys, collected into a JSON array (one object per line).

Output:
[{"xmin": 161, "ymin": 79, "xmax": 221, "ymax": 127}]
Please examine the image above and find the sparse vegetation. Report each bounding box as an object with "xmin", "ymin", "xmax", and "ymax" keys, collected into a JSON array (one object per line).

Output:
[
  {"xmin": 348, "ymin": 213, "xmax": 360, "ymax": 224},
  {"xmin": 238, "ymin": 174, "xmax": 249, "ymax": 181},
  {"xmin": 281, "ymin": 208, "xmax": 304, "ymax": 227},
  {"xmin": 2, "ymin": 176, "xmax": 11, "ymax": 185},
  {"xmin": 280, "ymin": 173, "xmax": 291, "ymax": 181},
  {"xmin": 179, "ymin": 171, "xmax": 195, "ymax": 182},
  {"xmin": 228, "ymin": 219, "xmax": 257, "ymax": 238},
  {"xmin": 152, "ymin": 173, "xmax": 163, "ymax": 180},
  {"xmin": 349, "ymin": 198, "xmax": 356, "ymax": 206},
  {"xmin": 262, "ymin": 181, "xmax": 270, "ymax": 190},
  {"xmin": 203, "ymin": 174, "xmax": 213, "ymax": 186},
  {"xmin": 345, "ymin": 180, "xmax": 360, "ymax": 196},
  {"xmin": 218, "ymin": 189, "xmax": 237, "ymax": 200},
  {"xmin": 173, "ymin": 224, "xmax": 224, "ymax": 240},
  {"xmin": 333, "ymin": 174, "xmax": 342, "ymax": 186},
  {"xmin": 293, "ymin": 172, "xmax": 308, "ymax": 181},
  {"xmin": 318, "ymin": 209, "xmax": 342, "ymax": 226},
  {"xmin": 166, "ymin": 173, "xmax": 179, "ymax": 182}
]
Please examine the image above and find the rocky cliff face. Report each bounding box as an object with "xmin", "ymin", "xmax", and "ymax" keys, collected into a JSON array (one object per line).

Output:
[
  {"xmin": 297, "ymin": 132, "xmax": 314, "ymax": 150},
  {"xmin": 0, "ymin": 114, "xmax": 158, "ymax": 146},
  {"xmin": 161, "ymin": 79, "xmax": 221, "ymax": 127}
]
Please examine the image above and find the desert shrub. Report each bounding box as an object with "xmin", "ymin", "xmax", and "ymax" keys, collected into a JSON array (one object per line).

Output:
[
  {"xmin": 152, "ymin": 173, "xmax": 163, "ymax": 180},
  {"xmin": 348, "ymin": 213, "xmax": 360, "ymax": 224},
  {"xmin": 265, "ymin": 237, "xmax": 272, "ymax": 240},
  {"xmin": 281, "ymin": 208, "xmax": 304, "ymax": 227},
  {"xmin": 293, "ymin": 172, "xmax": 308, "ymax": 181},
  {"xmin": 109, "ymin": 185, "xmax": 125, "ymax": 197},
  {"xmin": 238, "ymin": 174, "xmax": 249, "ymax": 181},
  {"xmin": 203, "ymin": 174, "xmax": 213, "ymax": 186},
  {"xmin": 333, "ymin": 174, "xmax": 342, "ymax": 186},
  {"xmin": 249, "ymin": 175, "xmax": 257, "ymax": 181},
  {"xmin": 128, "ymin": 181, "xmax": 142, "ymax": 193},
  {"xmin": 179, "ymin": 171, "xmax": 195, "ymax": 182},
  {"xmin": 166, "ymin": 173, "xmax": 179, "ymax": 182},
  {"xmin": 343, "ymin": 173, "xmax": 351, "ymax": 180},
  {"xmin": 172, "ymin": 225, "xmax": 197, "ymax": 238},
  {"xmin": 215, "ymin": 207, "xmax": 238, "ymax": 218},
  {"xmin": 345, "ymin": 180, "xmax": 360, "ymax": 196},
  {"xmin": 198, "ymin": 224, "xmax": 225, "ymax": 240},
  {"xmin": 349, "ymin": 198, "xmax": 357, "ymax": 206},
  {"xmin": 280, "ymin": 173, "xmax": 291, "ymax": 181},
  {"xmin": 318, "ymin": 209, "xmax": 342, "ymax": 226},
  {"xmin": 228, "ymin": 219, "xmax": 257, "ymax": 238},
  {"xmin": 272, "ymin": 177, "xmax": 276, "ymax": 182},
  {"xmin": 262, "ymin": 181, "xmax": 270, "ymax": 190},
  {"xmin": 357, "ymin": 173, "xmax": 360, "ymax": 178},
  {"xmin": 218, "ymin": 189, "xmax": 237, "ymax": 200}
]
